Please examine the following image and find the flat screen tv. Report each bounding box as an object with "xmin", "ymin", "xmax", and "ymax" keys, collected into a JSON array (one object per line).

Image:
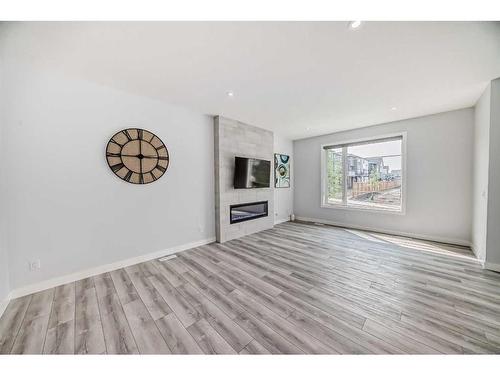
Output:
[{"xmin": 234, "ymin": 157, "xmax": 271, "ymax": 189}]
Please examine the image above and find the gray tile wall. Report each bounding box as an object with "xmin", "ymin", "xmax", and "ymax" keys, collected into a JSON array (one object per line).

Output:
[{"xmin": 214, "ymin": 116, "xmax": 274, "ymax": 242}]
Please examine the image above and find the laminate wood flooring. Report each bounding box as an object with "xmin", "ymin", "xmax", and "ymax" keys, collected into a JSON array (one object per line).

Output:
[{"xmin": 1, "ymin": 221, "xmax": 500, "ymax": 354}]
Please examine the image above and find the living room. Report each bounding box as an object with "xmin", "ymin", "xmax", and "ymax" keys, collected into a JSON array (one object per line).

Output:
[{"xmin": 0, "ymin": 1, "xmax": 500, "ymax": 373}]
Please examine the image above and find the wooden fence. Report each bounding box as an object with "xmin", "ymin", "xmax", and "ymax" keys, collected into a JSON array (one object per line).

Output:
[{"xmin": 351, "ymin": 180, "xmax": 400, "ymax": 198}]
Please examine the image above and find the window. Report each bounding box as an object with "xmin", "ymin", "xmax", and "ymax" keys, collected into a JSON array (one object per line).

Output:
[{"xmin": 322, "ymin": 134, "xmax": 405, "ymax": 213}]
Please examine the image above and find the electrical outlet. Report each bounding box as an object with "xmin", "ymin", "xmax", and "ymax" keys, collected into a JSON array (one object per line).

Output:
[{"xmin": 29, "ymin": 259, "xmax": 41, "ymax": 271}]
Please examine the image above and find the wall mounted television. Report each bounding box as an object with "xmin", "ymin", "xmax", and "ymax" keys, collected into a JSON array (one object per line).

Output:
[{"xmin": 234, "ymin": 157, "xmax": 271, "ymax": 189}]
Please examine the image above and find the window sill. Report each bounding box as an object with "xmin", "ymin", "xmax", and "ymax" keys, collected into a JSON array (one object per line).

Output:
[{"xmin": 321, "ymin": 202, "xmax": 406, "ymax": 216}]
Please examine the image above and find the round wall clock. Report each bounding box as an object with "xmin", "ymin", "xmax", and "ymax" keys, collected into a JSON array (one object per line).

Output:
[{"xmin": 106, "ymin": 128, "xmax": 169, "ymax": 184}]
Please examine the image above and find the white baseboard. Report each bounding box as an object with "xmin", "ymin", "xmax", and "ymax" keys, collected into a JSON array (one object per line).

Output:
[
  {"xmin": 484, "ymin": 262, "xmax": 500, "ymax": 273},
  {"xmin": 470, "ymin": 243, "xmax": 486, "ymax": 263},
  {"xmin": 274, "ymin": 218, "xmax": 290, "ymax": 225},
  {"xmin": 295, "ymin": 216, "xmax": 472, "ymax": 248},
  {"xmin": 467, "ymin": 244, "xmax": 500, "ymax": 273},
  {"xmin": 9, "ymin": 237, "xmax": 215, "ymax": 300}
]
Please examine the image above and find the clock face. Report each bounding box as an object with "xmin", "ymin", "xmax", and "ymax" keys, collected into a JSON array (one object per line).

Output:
[{"xmin": 106, "ymin": 128, "xmax": 169, "ymax": 184}]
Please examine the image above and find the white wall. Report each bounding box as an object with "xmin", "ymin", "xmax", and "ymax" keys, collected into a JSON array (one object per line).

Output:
[
  {"xmin": 472, "ymin": 77, "xmax": 500, "ymax": 270},
  {"xmin": 274, "ymin": 134, "xmax": 294, "ymax": 223},
  {"xmin": 0, "ymin": 241, "xmax": 8, "ymax": 309},
  {"xmin": 294, "ymin": 108, "xmax": 474, "ymax": 245},
  {"xmin": 472, "ymin": 85, "xmax": 491, "ymax": 261},
  {"xmin": 485, "ymin": 78, "xmax": 500, "ymax": 267},
  {"xmin": 0, "ymin": 54, "xmax": 11, "ymax": 307},
  {"xmin": 1, "ymin": 62, "xmax": 215, "ymax": 291},
  {"xmin": 0, "ymin": 161, "xmax": 10, "ymax": 307}
]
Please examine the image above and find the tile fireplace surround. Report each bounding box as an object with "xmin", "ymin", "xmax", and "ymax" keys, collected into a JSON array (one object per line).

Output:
[{"xmin": 214, "ymin": 116, "xmax": 274, "ymax": 243}]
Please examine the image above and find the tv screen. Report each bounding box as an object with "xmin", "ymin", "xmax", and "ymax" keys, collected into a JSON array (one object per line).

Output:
[{"xmin": 234, "ymin": 157, "xmax": 271, "ymax": 189}]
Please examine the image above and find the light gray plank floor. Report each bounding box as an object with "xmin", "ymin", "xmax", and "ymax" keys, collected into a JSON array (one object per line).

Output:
[{"xmin": 1, "ymin": 221, "xmax": 500, "ymax": 354}]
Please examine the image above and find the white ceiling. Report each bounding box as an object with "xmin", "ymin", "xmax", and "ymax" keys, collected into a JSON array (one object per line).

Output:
[{"xmin": 2, "ymin": 21, "xmax": 500, "ymax": 139}]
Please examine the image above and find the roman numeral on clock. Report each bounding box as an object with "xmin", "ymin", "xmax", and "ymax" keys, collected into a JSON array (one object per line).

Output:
[
  {"xmin": 111, "ymin": 163, "xmax": 124, "ymax": 172},
  {"xmin": 109, "ymin": 139, "xmax": 123, "ymax": 147},
  {"xmin": 123, "ymin": 130, "xmax": 133, "ymax": 141},
  {"xmin": 124, "ymin": 170, "xmax": 133, "ymax": 182}
]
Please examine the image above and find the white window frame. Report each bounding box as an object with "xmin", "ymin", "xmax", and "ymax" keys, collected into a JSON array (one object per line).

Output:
[{"xmin": 320, "ymin": 132, "xmax": 407, "ymax": 215}]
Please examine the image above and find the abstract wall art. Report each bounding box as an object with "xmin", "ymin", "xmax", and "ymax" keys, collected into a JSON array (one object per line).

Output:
[{"xmin": 274, "ymin": 153, "xmax": 290, "ymax": 188}]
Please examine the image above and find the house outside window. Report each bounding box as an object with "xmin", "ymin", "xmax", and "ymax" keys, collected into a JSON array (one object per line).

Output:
[{"xmin": 321, "ymin": 133, "xmax": 406, "ymax": 213}]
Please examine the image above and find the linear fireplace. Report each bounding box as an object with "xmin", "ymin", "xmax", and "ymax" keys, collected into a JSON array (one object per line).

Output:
[{"xmin": 230, "ymin": 201, "xmax": 268, "ymax": 224}]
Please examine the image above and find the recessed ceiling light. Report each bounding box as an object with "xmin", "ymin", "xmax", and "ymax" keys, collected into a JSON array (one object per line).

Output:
[
  {"xmin": 391, "ymin": 107, "xmax": 397, "ymax": 111},
  {"xmin": 349, "ymin": 21, "xmax": 362, "ymax": 30},
  {"xmin": 226, "ymin": 91, "xmax": 234, "ymax": 97},
  {"xmin": 306, "ymin": 127, "xmax": 311, "ymax": 131}
]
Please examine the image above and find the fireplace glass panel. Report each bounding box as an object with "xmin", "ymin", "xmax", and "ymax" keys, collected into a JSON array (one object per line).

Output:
[{"xmin": 230, "ymin": 201, "xmax": 268, "ymax": 224}]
